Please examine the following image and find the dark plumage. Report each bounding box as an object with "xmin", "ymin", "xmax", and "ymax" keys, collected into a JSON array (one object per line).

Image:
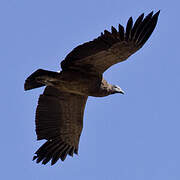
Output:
[{"xmin": 25, "ymin": 11, "xmax": 160, "ymax": 165}]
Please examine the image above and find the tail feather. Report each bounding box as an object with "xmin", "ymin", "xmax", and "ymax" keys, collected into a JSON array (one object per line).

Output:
[{"xmin": 24, "ymin": 69, "xmax": 60, "ymax": 91}]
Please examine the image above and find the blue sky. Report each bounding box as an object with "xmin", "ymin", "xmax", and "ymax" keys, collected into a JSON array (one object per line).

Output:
[{"xmin": 1, "ymin": 0, "xmax": 180, "ymax": 179}]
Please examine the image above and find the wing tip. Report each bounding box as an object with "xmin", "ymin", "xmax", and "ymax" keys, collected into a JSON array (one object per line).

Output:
[
  {"xmin": 100, "ymin": 10, "xmax": 160, "ymax": 45},
  {"xmin": 33, "ymin": 139, "xmax": 77, "ymax": 165},
  {"xmin": 132, "ymin": 10, "xmax": 160, "ymax": 46}
]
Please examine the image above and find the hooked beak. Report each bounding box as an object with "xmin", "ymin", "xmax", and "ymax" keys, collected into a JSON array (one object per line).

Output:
[
  {"xmin": 114, "ymin": 85, "xmax": 125, "ymax": 94},
  {"xmin": 117, "ymin": 89, "xmax": 125, "ymax": 94},
  {"xmin": 119, "ymin": 90, "xmax": 125, "ymax": 94}
]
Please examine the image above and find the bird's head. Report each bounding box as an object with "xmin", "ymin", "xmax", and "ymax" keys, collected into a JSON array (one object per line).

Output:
[{"xmin": 111, "ymin": 85, "xmax": 124, "ymax": 94}]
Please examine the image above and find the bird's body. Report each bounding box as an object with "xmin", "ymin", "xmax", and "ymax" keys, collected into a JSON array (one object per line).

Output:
[
  {"xmin": 35, "ymin": 69, "xmax": 118, "ymax": 97},
  {"xmin": 25, "ymin": 11, "xmax": 160, "ymax": 165}
]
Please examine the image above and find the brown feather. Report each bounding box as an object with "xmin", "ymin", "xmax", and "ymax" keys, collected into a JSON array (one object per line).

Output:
[
  {"xmin": 111, "ymin": 26, "xmax": 118, "ymax": 36},
  {"xmin": 60, "ymin": 146, "xmax": 71, "ymax": 161},
  {"xmin": 134, "ymin": 11, "xmax": 154, "ymax": 42},
  {"xmin": 125, "ymin": 17, "xmax": 133, "ymax": 41},
  {"xmin": 118, "ymin": 24, "xmax": 124, "ymax": 41},
  {"xmin": 138, "ymin": 11, "xmax": 160, "ymax": 46},
  {"xmin": 61, "ymin": 11, "xmax": 160, "ymax": 74},
  {"xmin": 68, "ymin": 147, "xmax": 75, "ymax": 157},
  {"xmin": 130, "ymin": 13, "xmax": 144, "ymax": 40},
  {"xmin": 33, "ymin": 86, "xmax": 87, "ymax": 165},
  {"xmin": 41, "ymin": 142, "xmax": 64, "ymax": 165},
  {"xmin": 51, "ymin": 144, "xmax": 69, "ymax": 165}
]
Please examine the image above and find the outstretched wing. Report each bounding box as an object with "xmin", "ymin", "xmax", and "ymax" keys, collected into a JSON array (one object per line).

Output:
[
  {"xmin": 33, "ymin": 86, "xmax": 88, "ymax": 165},
  {"xmin": 61, "ymin": 11, "xmax": 160, "ymax": 74}
]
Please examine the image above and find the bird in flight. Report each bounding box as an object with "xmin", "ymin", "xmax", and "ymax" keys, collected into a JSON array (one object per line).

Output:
[{"xmin": 25, "ymin": 11, "xmax": 160, "ymax": 165}]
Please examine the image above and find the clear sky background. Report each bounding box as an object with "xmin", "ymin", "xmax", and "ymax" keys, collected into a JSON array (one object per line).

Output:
[{"xmin": 1, "ymin": 0, "xmax": 179, "ymax": 179}]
